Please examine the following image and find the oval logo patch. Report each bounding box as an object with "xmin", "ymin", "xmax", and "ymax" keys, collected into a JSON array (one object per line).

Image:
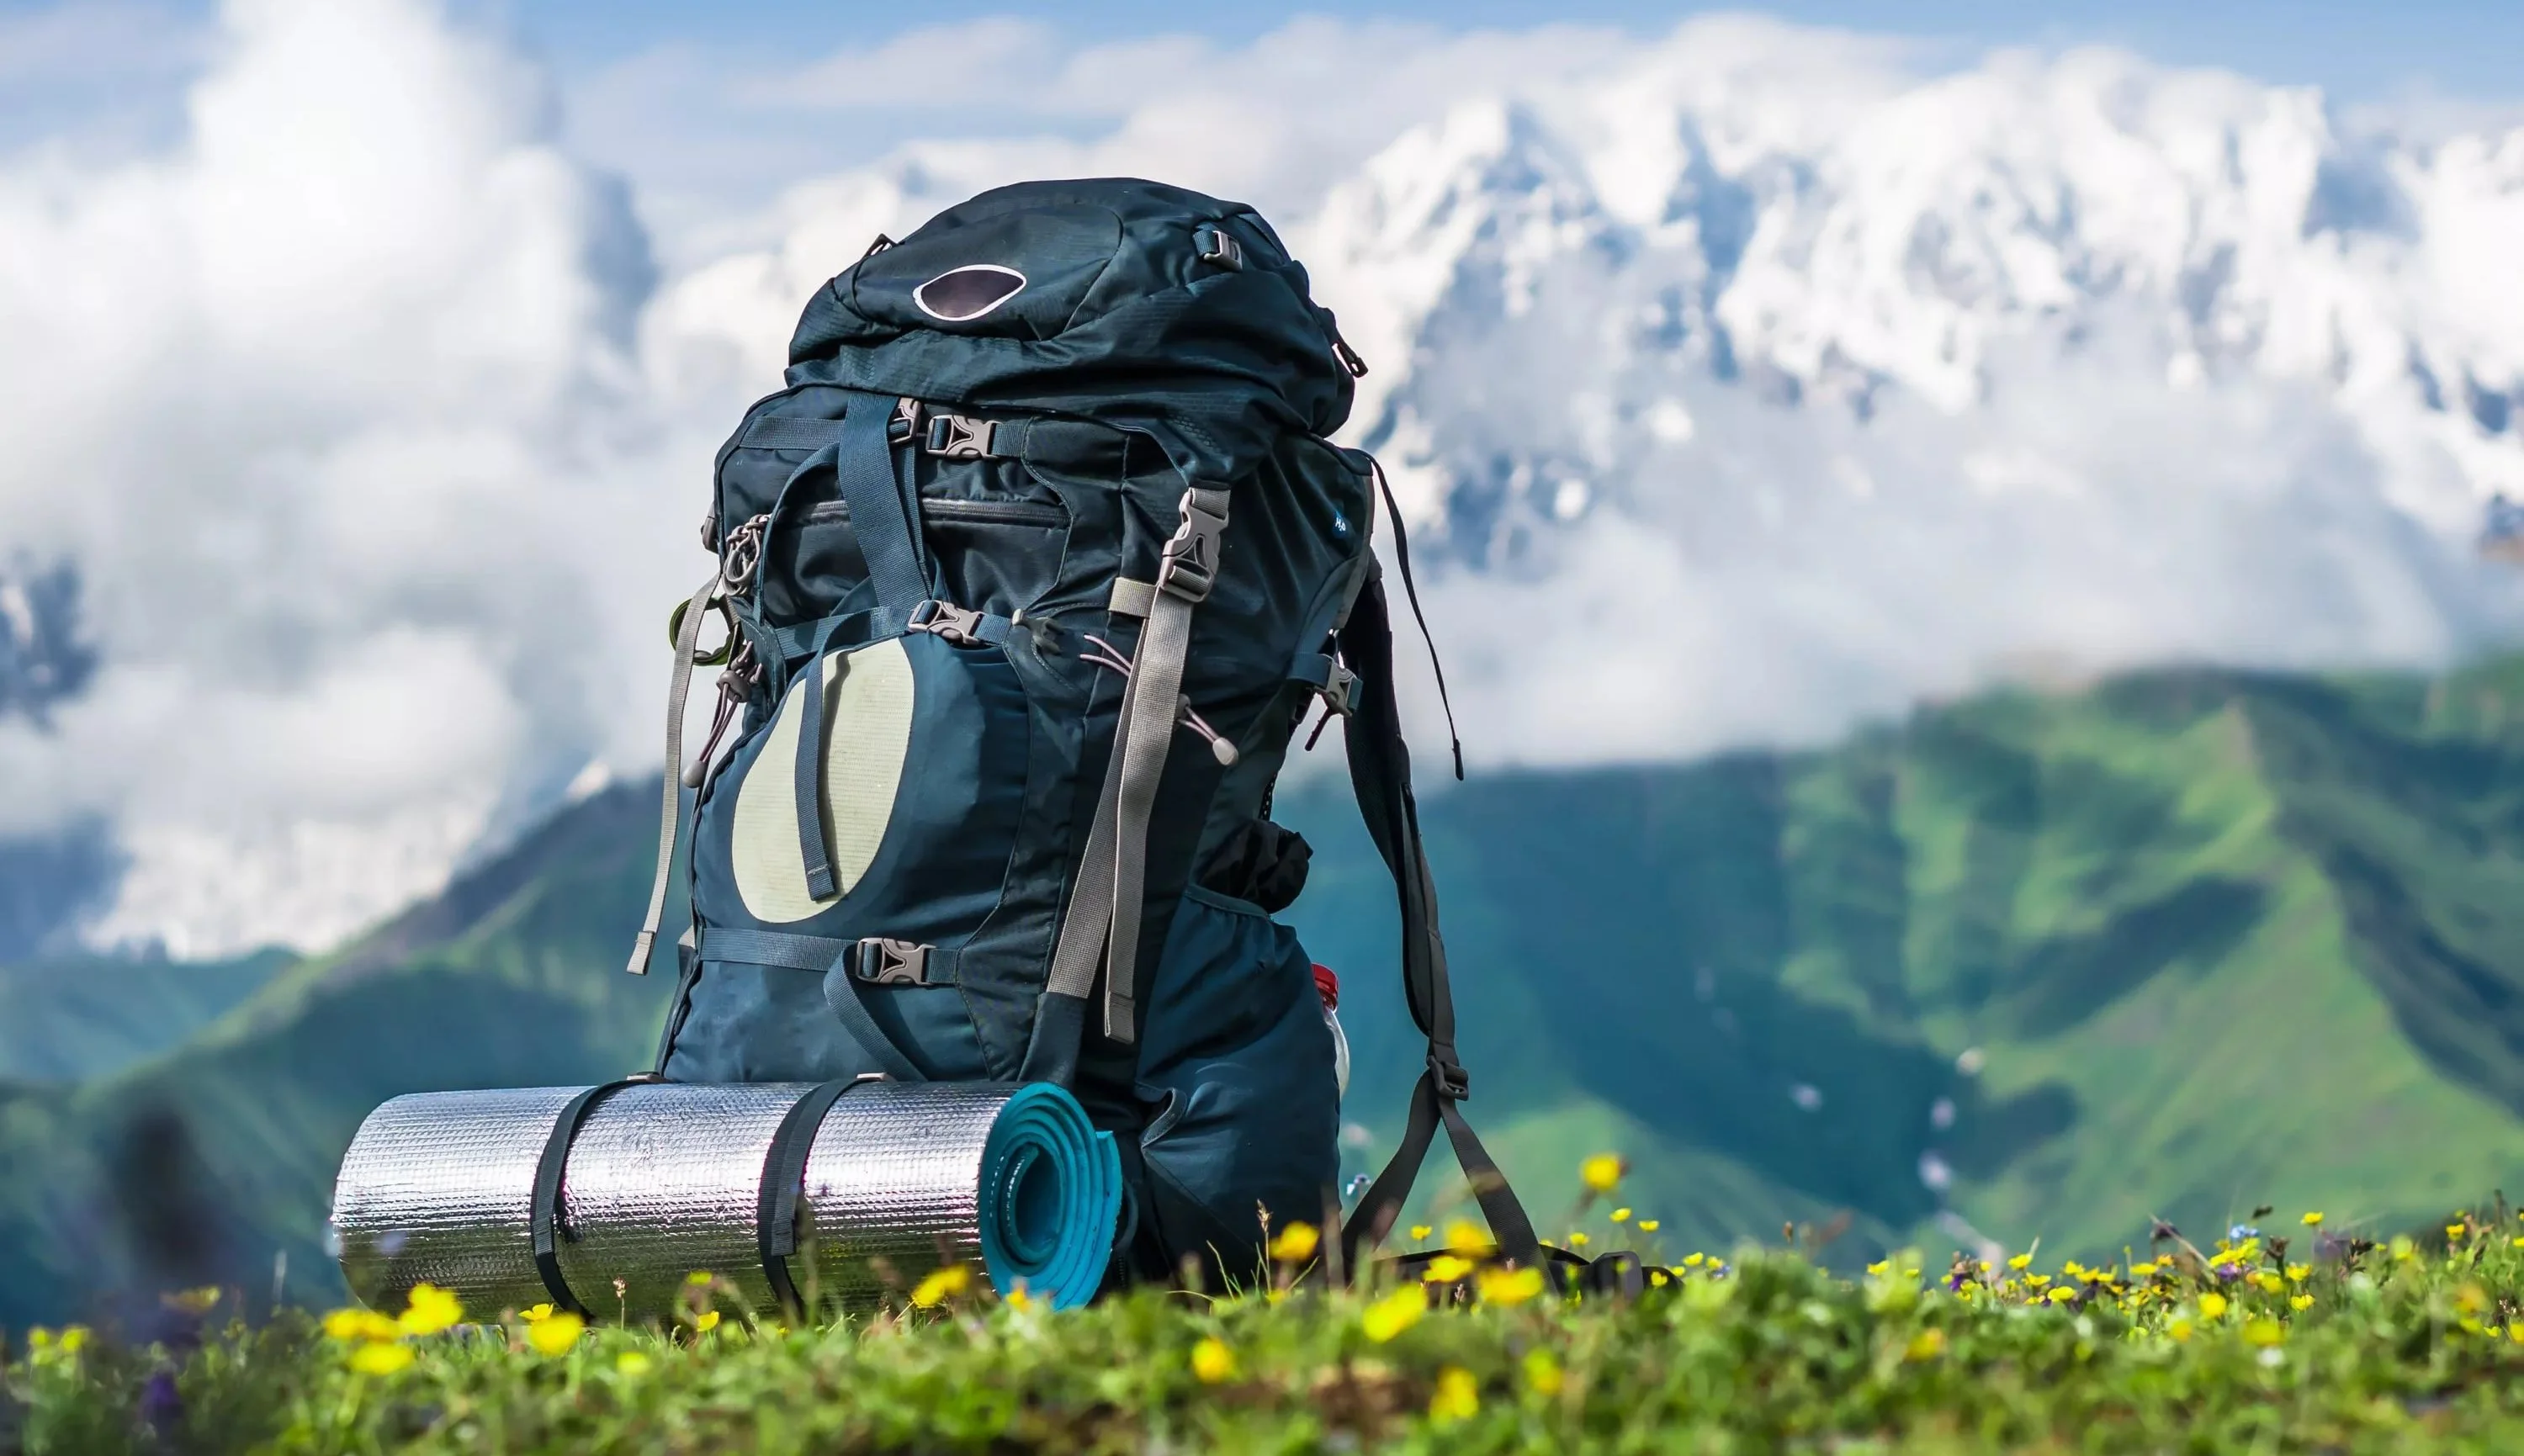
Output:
[{"xmin": 912, "ymin": 263, "xmax": 1028, "ymax": 322}]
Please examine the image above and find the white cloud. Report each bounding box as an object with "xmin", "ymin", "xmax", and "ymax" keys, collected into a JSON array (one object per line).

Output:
[{"xmin": 1, "ymin": 0, "xmax": 2520, "ymax": 954}]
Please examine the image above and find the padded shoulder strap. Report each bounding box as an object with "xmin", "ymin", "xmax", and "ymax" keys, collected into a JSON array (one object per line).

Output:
[{"xmin": 1334, "ymin": 570, "xmax": 1540, "ymax": 1273}]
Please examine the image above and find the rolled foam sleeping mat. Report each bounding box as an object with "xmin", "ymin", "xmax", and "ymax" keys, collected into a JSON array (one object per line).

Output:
[{"xmin": 331, "ymin": 1079, "xmax": 1121, "ymax": 1320}]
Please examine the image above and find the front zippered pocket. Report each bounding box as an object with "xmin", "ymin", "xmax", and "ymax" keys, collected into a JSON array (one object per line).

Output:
[{"xmin": 801, "ymin": 498, "xmax": 1067, "ymax": 529}]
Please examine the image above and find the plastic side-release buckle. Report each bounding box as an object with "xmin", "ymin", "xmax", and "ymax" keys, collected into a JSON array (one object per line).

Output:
[
  {"xmin": 1158, "ymin": 490, "xmax": 1228, "ymax": 602},
  {"xmin": 853, "ymin": 938, "xmax": 931, "ymax": 986},
  {"xmin": 906, "ymin": 599, "xmax": 985, "ymax": 646},
  {"xmin": 923, "ymin": 413, "xmax": 996, "ymax": 459}
]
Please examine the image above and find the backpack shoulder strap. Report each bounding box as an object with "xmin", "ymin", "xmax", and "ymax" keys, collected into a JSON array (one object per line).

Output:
[{"xmin": 1334, "ymin": 561, "xmax": 1541, "ymax": 1273}]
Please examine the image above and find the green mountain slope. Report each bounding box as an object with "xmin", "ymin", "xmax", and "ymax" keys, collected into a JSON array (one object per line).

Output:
[
  {"xmin": 0, "ymin": 950, "xmax": 289, "ymax": 1084},
  {"xmin": 5, "ymin": 655, "xmax": 2522, "ymax": 1325}
]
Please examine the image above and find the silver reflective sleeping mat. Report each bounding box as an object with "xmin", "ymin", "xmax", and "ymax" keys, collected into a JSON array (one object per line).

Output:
[{"xmin": 331, "ymin": 1078, "xmax": 1122, "ymax": 1320}]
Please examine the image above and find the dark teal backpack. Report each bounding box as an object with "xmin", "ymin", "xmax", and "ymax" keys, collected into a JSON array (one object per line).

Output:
[{"xmin": 623, "ymin": 178, "xmax": 1537, "ymax": 1284}]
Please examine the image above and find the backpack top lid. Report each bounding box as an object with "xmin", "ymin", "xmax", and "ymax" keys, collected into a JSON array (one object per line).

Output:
[{"xmin": 785, "ymin": 177, "xmax": 1359, "ymax": 486}]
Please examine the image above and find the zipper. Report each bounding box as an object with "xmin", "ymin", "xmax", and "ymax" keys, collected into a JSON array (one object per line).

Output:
[{"xmin": 800, "ymin": 498, "xmax": 1065, "ymax": 529}]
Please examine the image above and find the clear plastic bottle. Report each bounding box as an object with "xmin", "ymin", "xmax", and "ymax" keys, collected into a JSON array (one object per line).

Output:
[{"xmin": 1312, "ymin": 963, "xmax": 1349, "ymax": 1100}]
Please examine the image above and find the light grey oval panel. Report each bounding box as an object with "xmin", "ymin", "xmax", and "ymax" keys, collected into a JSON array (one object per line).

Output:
[{"xmin": 731, "ymin": 637, "xmax": 916, "ymax": 924}]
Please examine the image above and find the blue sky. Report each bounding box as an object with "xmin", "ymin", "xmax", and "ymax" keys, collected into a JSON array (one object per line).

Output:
[{"xmin": 486, "ymin": 0, "xmax": 2516, "ymax": 103}]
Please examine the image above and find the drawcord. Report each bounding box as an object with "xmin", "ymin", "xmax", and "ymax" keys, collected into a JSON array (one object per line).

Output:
[
  {"xmin": 1368, "ymin": 461, "xmax": 1464, "ymax": 781},
  {"xmin": 1080, "ymin": 633, "xmax": 1238, "ymax": 766}
]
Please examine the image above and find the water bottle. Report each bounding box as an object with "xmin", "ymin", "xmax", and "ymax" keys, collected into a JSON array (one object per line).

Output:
[{"xmin": 1312, "ymin": 963, "xmax": 1349, "ymax": 1100}]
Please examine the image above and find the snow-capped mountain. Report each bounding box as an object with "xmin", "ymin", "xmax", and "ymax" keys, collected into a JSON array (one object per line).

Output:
[{"xmin": 5, "ymin": 4, "xmax": 2523, "ymax": 959}]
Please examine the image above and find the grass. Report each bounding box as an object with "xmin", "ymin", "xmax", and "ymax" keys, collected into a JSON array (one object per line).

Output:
[{"xmin": 18, "ymin": 1204, "xmax": 2524, "ymax": 1453}]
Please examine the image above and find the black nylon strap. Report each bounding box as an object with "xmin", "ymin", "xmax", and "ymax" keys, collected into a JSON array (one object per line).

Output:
[
  {"xmin": 756, "ymin": 1077, "xmax": 866, "ymax": 1318},
  {"xmin": 1334, "ymin": 571, "xmax": 1540, "ymax": 1275},
  {"xmin": 530, "ymin": 1079, "xmax": 642, "ymax": 1315}
]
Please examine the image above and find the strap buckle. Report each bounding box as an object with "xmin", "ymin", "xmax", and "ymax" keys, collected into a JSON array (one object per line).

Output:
[
  {"xmin": 854, "ymin": 938, "xmax": 931, "ymax": 986},
  {"xmin": 1158, "ymin": 490, "xmax": 1228, "ymax": 602},
  {"xmin": 1320, "ymin": 659, "xmax": 1358, "ymax": 717},
  {"xmin": 923, "ymin": 413, "xmax": 996, "ymax": 459},
  {"xmin": 907, "ymin": 599, "xmax": 985, "ymax": 646},
  {"xmin": 1194, "ymin": 225, "xmax": 1244, "ymax": 271},
  {"xmin": 1428, "ymin": 1053, "xmax": 1471, "ymax": 1101},
  {"xmin": 888, "ymin": 396, "xmax": 923, "ymax": 444}
]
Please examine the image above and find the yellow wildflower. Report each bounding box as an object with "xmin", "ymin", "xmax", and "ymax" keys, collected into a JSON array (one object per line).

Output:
[
  {"xmin": 1567, "ymin": 1231, "xmax": 1590, "ymax": 1248},
  {"xmin": 2253, "ymin": 1272, "xmax": 2285, "ymax": 1295},
  {"xmin": 2169, "ymin": 1316, "xmax": 2194, "ymax": 1342},
  {"xmin": 1647, "ymin": 1268, "xmax": 1670, "ymax": 1287},
  {"xmin": 692, "ymin": 1310, "xmax": 720, "ymax": 1334},
  {"xmin": 1637, "ymin": 1220, "xmax": 1660, "ymax": 1232},
  {"xmin": 1361, "ymin": 1284, "xmax": 1427, "ymax": 1342},
  {"xmin": 1684, "ymin": 1252, "xmax": 1706, "ymax": 1268},
  {"xmin": 2198, "ymin": 1292, "xmax": 2229, "ymax": 1320},
  {"xmin": 1429, "ymin": 1366, "xmax": 1479, "ymax": 1424},
  {"xmin": 2301, "ymin": 1212, "xmax": 2324, "ymax": 1227},
  {"xmin": 2046, "ymin": 1287, "xmax": 2074, "ymax": 1305},
  {"xmin": 347, "ymin": 1342, "xmax": 415, "ymax": 1376},
  {"xmin": 1523, "ymin": 1348, "xmax": 1564, "ymax": 1396},
  {"xmin": 1611, "ymin": 1208, "xmax": 1631, "ymax": 1223},
  {"xmin": 1005, "ymin": 1285, "xmax": 1035, "ymax": 1313},
  {"xmin": 322, "ymin": 1308, "xmax": 402, "ymax": 1343},
  {"xmin": 1477, "ymin": 1267, "xmax": 1546, "ymax": 1306},
  {"xmin": 2243, "ymin": 1318, "xmax": 2284, "ymax": 1347},
  {"xmin": 1445, "ymin": 1220, "xmax": 1498, "ymax": 1257},
  {"xmin": 910, "ymin": 1264, "xmax": 973, "ymax": 1309},
  {"xmin": 2286, "ymin": 1264, "xmax": 2309, "ymax": 1283},
  {"xmin": 1422, "ymin": 1255, "xmax": 1475, "ymax": 1283},
  {"xmin": 1579, "ymin": 1154, "xmax": 1624, "ymax": 1193},
  {"xmin": 2129, "ymin": 1261, "xmax": 2157, "ymax": 1278},
  {"xmin": 1906, "ymin": 1328, "xmax": 1947, "ymax": 1360},
  {"xmin": 2291, "ymin": 1295, "xmax": 2314, "ymax": 1311},
  {"xmin": 2392, "ymin": 1236, "xmax": 2416, "ymax": 1263},
  {"xmin": 1269, "ymin": 1221, "xmax": 1320, "ymax": 1263},
  {"xmin": 2448, "ymin": 1223, "xmax": 2468, "ymax": 1242},
  {"xmin": 684, "ymin": 1270, "xmax": 713, "ymax": 1286},
  {"xmin": 1190, "ymin": 1336, "xmax": 1236, "ymax": 1385},
  {"xmin": 398, "ymin": 1284, "xmax": 464, "ymax": 1337},
  {"xmin": 56, "ymin": 1327, "xmax": 88, "ymax": 1355},
  {"xmin": 526, "ymin": 1311, "xmax": 585, "ymax": 1356},
  {"xmin": 616, "ymin": 1351, "xmax": 653, "ymax": 1375},
  {"xmin": 2007, "ymin": 1253, "xmax": 2033, "ymax": 1270},
  {"xmin": 520, "ymin": 1303, "xmax": 555, "ymax": 1323},
  {"xmin": 1409, "ymin": 1225, "xmax": 1433, "ymax": 1242}
]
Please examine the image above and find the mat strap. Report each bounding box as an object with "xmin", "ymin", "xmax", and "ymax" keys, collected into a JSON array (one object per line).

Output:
[{"xmin": 530, "ymin": 1079, "xmax": 644, "ymax": 1316}]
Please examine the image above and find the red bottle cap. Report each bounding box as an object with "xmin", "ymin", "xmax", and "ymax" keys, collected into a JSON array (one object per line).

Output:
[{"xmin": 1312, "ymin": 963, "xmax": 1339, "ymax": 1010}]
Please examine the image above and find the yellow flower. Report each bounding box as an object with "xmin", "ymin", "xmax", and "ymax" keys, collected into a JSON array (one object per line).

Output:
[
  {"xmin": 526, "ymin": 1311, "xmax": 586, "ymax": 1356},
  {"xmin": 2129, "ymin": 1261, "xmax": 2157, "ymax": 1278},
  {"xmin": 1445, "ymin": 1220, "xmax": 1497, "ymax": 1257},
  {"xmin": 2301, "ymin": 1212, "xmax": 2324, "ymax": 1227},
  {"xmin": 398, "ymin": 1284, "xmax": 464, "ymax": 1337},
  {"xmin": 910, "ymin": 1264, "xmax": 973, "ymax": 1309},
  {"xmin": 1004, "ymin": 1285, "xmax": 1035, "ymax": 1313},
  {"xmin": 1422, "ymin": 1255, "xmax": 1475, "ymax": 1283},
  {"xmin": 1523, "ymin": 1348, "xmax": 1564, "ymax": 1396},
  {"xmin": 1567, "ymin": 1232, "xmax": 1590, "ymax": 1248},
  {"xmin": 1429, "ymin": 1365, "xmax": 1479, "ymax": 1424},
  {"xmin": 692, "ymin": 1310, "xmax": 721, "ymax": 1334},
  {"xmin": 1477, "ymin": 1267, "xmax": 1546, "ymax": 1306},
  {"xmin": 1362, "ymin": 1285, "xmax": 1427, "ymax": 1342},
  {"xmin": 684, "ymin": 1270, "xmax": 714, "ymax": 1286},
  {"xmin": 2392, "ymin": 1236, "xmax": 2416, "ymax": 1263},
  {"xmin": 1647, "ymin": 1268, "xmax": 1670, "ymax": 1287},
  {"xmin": 616, "ymin": 1351, "xmax": 653, "ymax": 1375},
  {"xmin": 323, "ymin": 1308, "xmax": 402, "ymax": 1343},
  {"xmin": 1579, "ymin": 1154, "xmax": 1624, "ymax": 1193},
  {"xmin": 1610, "ymin": 1208, "xmax": 1631, "ymax": 1222},
  {"xmin": 348, "ymin": 1342, "xmax": 415, "ymax": 1376},
  {"xmin": 1269, "ymin": 1221, "xmax": 1320, "ymax": 1263},
  {"xmin": 520, "ymin": 1303, "xmax": 555, "ymax": 1323},
  {"xmin": 2198, "ymin": 1292, "xmax": 2229, "ymax": 1320},
  {"xmin": 2253, "ymin": 1272, "xmax": 2285, "ymax": 1295},
  {"xmin": 2243, "ymin": 1318, "xmax": 2284, "ymax": 1347},
  {"xmin": 2449, "ymin": 1222, "xmax": 2469, "ymax": 1242},
  {"xmin": 1190, "ymin": 1336, "xmax": 1236, "ymax": 1385},
  {"xmin": 1683, "ymin": 1252, "xmax": 1705, "ymax": 1268},
  {"xmin": 1906, "ymin": 1328, "xmax": 1947, "ymax": 1360},
  {"xmin": 2169, "ymin": 1316, "xmax": 2194, "ymax": 1343},
  {"xmin": 56, "ymin": 1327, "xmax": 88, "ymax": 1355},
  {"xmin": 1637, "ymin": 1220, "xmax": 1660, "ymax": 1232},
  {"xmin": 2045, "ymin": 1287, "xmax": 2074, "ymax": 1305},
  {"xmin": 2286, "ymin": 1264, "xmax": 2309, "ymax": 1283},
  {"xmin": 2291, "ymin": 1295, "xmax": 2314, "ymax": 1311},
  {"xmin": 2007, "ymin": 1253, "xmax": 2033, "ymax": 1270},
  {"xmin": 1408, "ymin": 1225, "xmax": 1433, "ymax": 1242}
]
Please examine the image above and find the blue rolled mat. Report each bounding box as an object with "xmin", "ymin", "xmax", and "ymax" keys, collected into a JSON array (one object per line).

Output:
[{"xmin": 975, "ymin": 1082, "xmax": 1124, "ymax": 1309}]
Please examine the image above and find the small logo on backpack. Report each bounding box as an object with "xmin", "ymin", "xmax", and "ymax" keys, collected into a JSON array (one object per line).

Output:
[{"xmin": 913, "ymin": 264, "xmax": 1027, "ymax": 322}]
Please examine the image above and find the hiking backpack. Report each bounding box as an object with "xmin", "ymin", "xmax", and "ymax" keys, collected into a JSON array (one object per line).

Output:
[{"xmin": 624, "ymin": 178, "xmax": 1538, "ymax": 1283}]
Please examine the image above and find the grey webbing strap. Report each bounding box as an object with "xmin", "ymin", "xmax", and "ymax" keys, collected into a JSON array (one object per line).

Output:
[
  {"xmin": 742, "ymin": 415, "xmax": 849, "ymax": 451},
  {"xmin": 697, "ymin": 926, "xmax": 957, "ymax": 984},
  {"xmin": 833, "ymin": 392, "xmax": 929, "ymax": 633},
  {"xmin": 626, "ymin": 570, "xmax": 724, "ymax": 976},
  {"xmin": 1106, "ymin": 577, "xmax": 1155, "ymax": 618},
  {"xmin": 1037, "ymin": 672, "xmax": 1132, "ymax": 1009},
  {"xmin": 1100, "ymin": 486, "xmax": 1229, "ymax": 1042}
]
